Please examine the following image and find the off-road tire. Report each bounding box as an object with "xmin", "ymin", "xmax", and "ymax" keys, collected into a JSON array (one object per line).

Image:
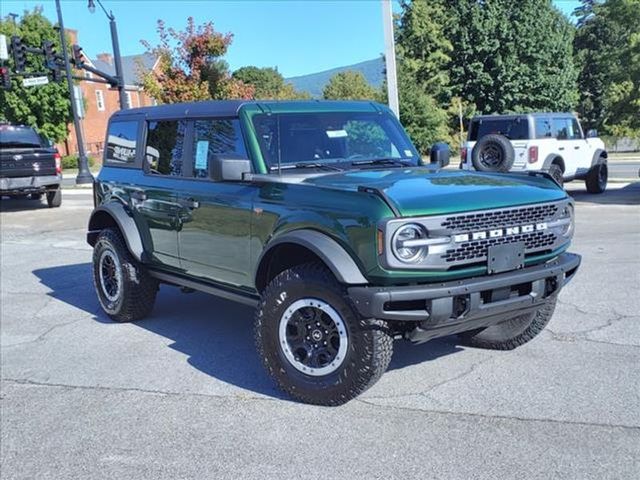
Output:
[
  {"xmin": 92, "ymin": 228, "xmax": 158, "ymax": 322},
  {"xmin": 585, "ymin": 162, "xmax": 607, "ymax": 194},
  {"xmin": 255, "ymin": 262, "xmax": 393, "ymax": 406},
  {"xmin": 471, "ymin": 134, "xmax": 515, "ymax": 173},
  {"xmin": 459, "ymin": 296, "xmax": 557, "ymax": 350},
  {"xmin": 548, "ymin": 163, "xmax": 564, "ymax": 187},
  {"xmin": 46, "ymin": 187, "xmax": 62, "ymax": 208}
]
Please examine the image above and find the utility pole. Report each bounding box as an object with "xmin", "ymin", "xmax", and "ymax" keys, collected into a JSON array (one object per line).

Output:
[
  {"xmin": 55, "ymin": 0, "xmax": 93, "ymax": 184},
  {"xmin": 88, "ymin": 0, "xmax": 127, "ymax": 110},
  {"xmin": 381, "ymin": 0, "xmax": 399, "ymax": 118}
]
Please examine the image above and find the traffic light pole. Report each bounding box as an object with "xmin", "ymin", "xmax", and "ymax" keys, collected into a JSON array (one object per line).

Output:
[
  {"xmin": 55, "ymin": 0, "xmax": 93, "ymax": 184},
  {"xmin": 109, "ymin": 15, "xmax": 127, "ymax": 109}
]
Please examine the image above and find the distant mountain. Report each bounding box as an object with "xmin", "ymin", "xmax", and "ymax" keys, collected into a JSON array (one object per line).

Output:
[{"xmin": 286, "ymin": 57, "xmax": 384, "ymax": 98}]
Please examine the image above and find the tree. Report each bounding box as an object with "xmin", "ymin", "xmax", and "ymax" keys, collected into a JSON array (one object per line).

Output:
[
  {"xmin": 232, "ymin": 66, "xmax": 309, "ymax": 99},
  {"xmin": 0, "ymin": 8, "xmax": 72, "ymax": 142},
  {"xmin": 574, "ymin": 0, "xmax": 640, "ymax": 136},
  {"xmin": 322, "ymin": 71, "xmax": 379, "ymax": 100},
  {"xmin": 140, "ymin": 17, "xmax": 254, "ymax": 103},
  {"xmin": 395, "ymin": 0, "xmax": 452, "ymax": 153},
  {"xmin": 446, "ymin": 0, "xmax": 578, "ymax": 114}
]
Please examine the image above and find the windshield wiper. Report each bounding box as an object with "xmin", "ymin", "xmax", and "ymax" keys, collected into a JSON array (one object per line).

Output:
[
  {"xmin": 351, "ymin": 158, "xmax": 413, "ymax": 167},
  {"xmin": 269, "ymin": 162, "xmax": 343, "ymax": 172}
]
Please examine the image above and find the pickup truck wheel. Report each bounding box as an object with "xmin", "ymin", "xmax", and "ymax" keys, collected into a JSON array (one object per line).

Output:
[
  {"xmin": 459, "ymin": 296, "xmax": 557, "ymax": 350},
  {"xmin": 92, "ymin": 228, "xmax": 158, "ymax": 322},
  {"xmin": 548, "ymin": 164, "xmax": 564, "ymax": 187},
  {"xmin": 46, "ymin": 187, "xmax": 62, "ymax": 208},
  {"xmin": 255, "ymin": 262, "xmax": 393, "ymax": 406},
  {"xmin": 585, "ymin": 162, "xmax": 607, "ymax": 193}
]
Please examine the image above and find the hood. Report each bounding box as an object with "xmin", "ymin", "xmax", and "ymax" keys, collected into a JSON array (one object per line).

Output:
[{"xmin": 300, "ymin": 167, "xmax": 567, "ymax": 217}]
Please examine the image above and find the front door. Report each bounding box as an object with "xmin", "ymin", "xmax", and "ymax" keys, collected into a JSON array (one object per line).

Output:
[
  {"xmin": 131, "ymin": 118, "xmax": 189, "ymax": 269},
  {"xmin": 176, "ymin": 118, "xmax": 254, "ymax": 287}
]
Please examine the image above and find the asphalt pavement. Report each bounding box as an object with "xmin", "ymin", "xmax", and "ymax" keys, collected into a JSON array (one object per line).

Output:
[{"xmin": 1, "ymin": 183, "xmax": 639, "ymax": 479}]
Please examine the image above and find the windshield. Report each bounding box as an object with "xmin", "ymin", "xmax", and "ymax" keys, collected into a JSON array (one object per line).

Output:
[
  {"xmin": 0, "ymin": 125, "xmax": 46, "ymax": 148},
  {"xmin": 469, "ymin": 117, "xmax": 530, "ymax": 141},
  {"xmin": 251, "ymin": 111, "xmax": 420, "ymax": 170}
]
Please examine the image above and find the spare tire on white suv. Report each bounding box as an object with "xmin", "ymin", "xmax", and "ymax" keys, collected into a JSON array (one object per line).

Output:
[{"xmin": 460, "ymin": 113, "xmax": 608, "ymax": 193}]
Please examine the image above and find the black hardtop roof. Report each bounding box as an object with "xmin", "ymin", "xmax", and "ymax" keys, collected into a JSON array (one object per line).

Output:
[
  {"xmin": 472, "ymin": 112, "xmax": 576, "ymax": 120},
  {"xmin": 109, "ymin": 100, "xmax": 386, "ymax": 121}
]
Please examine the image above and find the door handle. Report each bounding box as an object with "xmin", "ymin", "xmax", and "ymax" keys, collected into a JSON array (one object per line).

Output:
[
  {"xmin": 574, "ymin": 146, "xmax": 580, "ymax": 149},
  {"xmin": 180, "ymin": 198, "xmax": 200, "ymax": 209},
  {"xmin": 130, "ymin": 190, "xmax": 146, "ymax": 201},
  {"xmin": 558, "ymin": 147, "xmax": 565, "ymax": 151}
]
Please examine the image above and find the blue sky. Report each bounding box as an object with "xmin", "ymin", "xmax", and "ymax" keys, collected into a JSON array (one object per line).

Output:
[{"xmin": 2, "ymin": 0, "xmax": 581, "ymax": 78}]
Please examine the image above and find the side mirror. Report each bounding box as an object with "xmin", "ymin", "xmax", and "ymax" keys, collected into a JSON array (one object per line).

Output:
[
  {"xmin": 430, "ymin": 142, "xmax": 450, "ymax": 168},
  {"xmin": 209, "ymin": 154, "xmax": 252, "ymax": 182},
  {"xmin": 586, "ymin": 129, "xmax": 598, "ymax": 138}
]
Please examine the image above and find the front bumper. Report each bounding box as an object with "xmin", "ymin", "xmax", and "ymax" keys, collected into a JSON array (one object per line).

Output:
[
  {"xmin": 0, "ymin": 174, "xmax": 61, "ymax": 194},
  {"xmin": 349, "ymin": 253, "xmax": 580, "ymax": 342}
]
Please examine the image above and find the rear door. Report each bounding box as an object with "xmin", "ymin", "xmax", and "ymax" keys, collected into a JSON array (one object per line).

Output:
[{"xmin": 175, "ymin": 117, "xmax": 254, "ymax": 287}]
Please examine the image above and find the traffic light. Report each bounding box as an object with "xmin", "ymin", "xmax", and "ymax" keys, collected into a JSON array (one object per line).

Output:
[
  {"xmin": 10, "ymin": 36, "xmax": 27, "ymax": 72},
  {"xmin": 0, "ymin": 66, "xmax": 11, "ymax": 90},
  {"xmin": 42, "ymin": 40, "xmax": 56, "ymax": 69},
  {"xmin": 42, "ymin": 40, "xmax": 63, "ymax": 83},
  {"xmin": 72, "ymin": 44, "xmax": 84, "ymax": 67}
]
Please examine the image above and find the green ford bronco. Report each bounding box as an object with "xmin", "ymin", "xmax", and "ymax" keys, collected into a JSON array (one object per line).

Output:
[{"xmin": 87, "ymin": 100, "xmax": 580, "ymax": 405}]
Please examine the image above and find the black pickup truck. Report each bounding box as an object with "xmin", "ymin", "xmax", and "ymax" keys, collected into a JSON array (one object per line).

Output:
[{"xmin": 0, "ymin": 124, "xmax": 62, "ymax": 207}]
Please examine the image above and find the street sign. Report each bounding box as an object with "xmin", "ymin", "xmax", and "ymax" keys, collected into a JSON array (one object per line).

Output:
[
  {"xmin": 0, "ymin": 34, "xmax": 8, "ymax": 61},
  {"xmin": 73, "ymin": 85, "xmax": 85, "ymax": 119},
  {"xmin": 23, "ymin": 76, "xmax": 50, "ymax": 87}
]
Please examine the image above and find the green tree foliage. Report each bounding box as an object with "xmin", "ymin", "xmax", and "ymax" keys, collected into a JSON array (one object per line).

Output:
[
  {"xmin": 446, "ymin": 0, "xmax": 578, "ymax": 115},
  {"xmin": 322, "ymin": 71, "xmax": 379, "ymax": 100},
  {"xmin": 140, "ymin": 17, "xmax": 254, "ymax": 103},
  {"xmin": 395, "ymin": 0, "xmax": 452, "ymax": 153},
  {"xmin": 574, "ymin": 0, "xmax": 640, "ymax": 137},
  {"xmin": 0, "ymin": 8, "xmax": 72, "ymax": 142},
  {"xmin": 232, "ymin": 66, "xmax": 309, "ymax": 99}
]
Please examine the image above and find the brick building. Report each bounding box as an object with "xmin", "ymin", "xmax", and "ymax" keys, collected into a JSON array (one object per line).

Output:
[{"xmin": 58, "ymin": 30, "xmax": 158, "ymax": 157}]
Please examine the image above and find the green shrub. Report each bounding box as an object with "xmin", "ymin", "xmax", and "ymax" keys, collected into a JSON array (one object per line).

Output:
[{"xmin": 61, "ymin": 155, "xmax": 97, "ymax": 170}]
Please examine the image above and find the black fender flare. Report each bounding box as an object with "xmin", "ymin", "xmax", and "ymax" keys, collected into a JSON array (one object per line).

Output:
[
  {"xmin": 87, "ymin": 203, "xmax": 145, "ymax": 262},
  {"xmin": 256, "ymin": 230, "xmax": 369, "ymax": 286},
  {"xmin": 542, "ymin": 154, "xmax": 565, "ymax": 172},
  {"xmin": 591, "ymin": 148, "xmax": 608, "ymax": 168}
]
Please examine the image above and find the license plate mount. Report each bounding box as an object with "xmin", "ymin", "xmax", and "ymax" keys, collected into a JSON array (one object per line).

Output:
[{"xmin": 487, "ymin": 242, "xmax": 525, "ymax": 274}]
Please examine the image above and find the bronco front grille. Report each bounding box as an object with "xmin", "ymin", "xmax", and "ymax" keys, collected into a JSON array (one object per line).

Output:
[
  {"xmin": 440, "ymin": 204, "xmax": 558, "ymax": 231},
  {"xmin": 381, "ymin": 199, "xmax": 571, "ymax": 271},
  {"xmin": 442, "ymin": 231, "xmax": 557, "ymax": 263}
]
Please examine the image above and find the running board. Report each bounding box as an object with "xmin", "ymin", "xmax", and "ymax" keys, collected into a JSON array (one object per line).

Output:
[{"xmin": 149, "ymin": 270, "xmax": 260, "ymax": 307}]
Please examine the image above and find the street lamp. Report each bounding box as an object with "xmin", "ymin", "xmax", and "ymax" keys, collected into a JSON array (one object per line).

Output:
[
  {"xmin": 55, "ymin": 0, "xmax": 93, "ymax": 185},
  {"xmin": 87, "ymin": 0, "xmax": 127, "ymax": 110}
]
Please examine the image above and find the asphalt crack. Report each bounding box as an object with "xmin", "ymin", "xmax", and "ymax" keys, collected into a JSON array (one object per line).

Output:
[{"xmin": 356, "ymin": 397, "xmax": 640, "ymax": 432}]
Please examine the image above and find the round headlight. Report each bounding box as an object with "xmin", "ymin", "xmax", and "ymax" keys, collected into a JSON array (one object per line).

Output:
[
  {"xmin": 392, "ymin": 224, "xmax": 428, "ymax": 263},
  {"xmin": 561, "ymin": 203, "xmax": 575, "ymax": 237}
]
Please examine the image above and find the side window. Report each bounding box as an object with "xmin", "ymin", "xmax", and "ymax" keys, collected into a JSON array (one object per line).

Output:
[
  {"xmin": 105, "ymin": 121, "xmax": 138, "ymax": 166},
  {"xmin": 145, "ymin": 120, "xmax": 187, "ymax": 176},
  {"xmin": 553, "ymin": 118, "xmax": 570, "ymax": 140},
  {"xmin": 191, "ymin": 119, "xmax": 247, "ymax": 179},
  {"xmin": 569, "ymin": 118, "xmax": 582, "ymax": 139},
  {"xmin": 535, "ymin": 118, "xmax": 553, "ymax": 138}
]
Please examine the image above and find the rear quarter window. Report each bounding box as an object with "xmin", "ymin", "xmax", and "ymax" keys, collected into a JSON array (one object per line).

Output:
[
  {"xmin": 469, "ymin": 117, "xmax": 530, "ymax": 141},
  {"xmin": 105, "ymin": 120, "xmax": 139, "ymax": 166}
]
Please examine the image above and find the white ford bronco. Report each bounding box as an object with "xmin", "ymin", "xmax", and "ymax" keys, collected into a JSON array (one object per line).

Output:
[{"xmin": 459, "ymin": 113, "xmax": 608, "ymax": 193}]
